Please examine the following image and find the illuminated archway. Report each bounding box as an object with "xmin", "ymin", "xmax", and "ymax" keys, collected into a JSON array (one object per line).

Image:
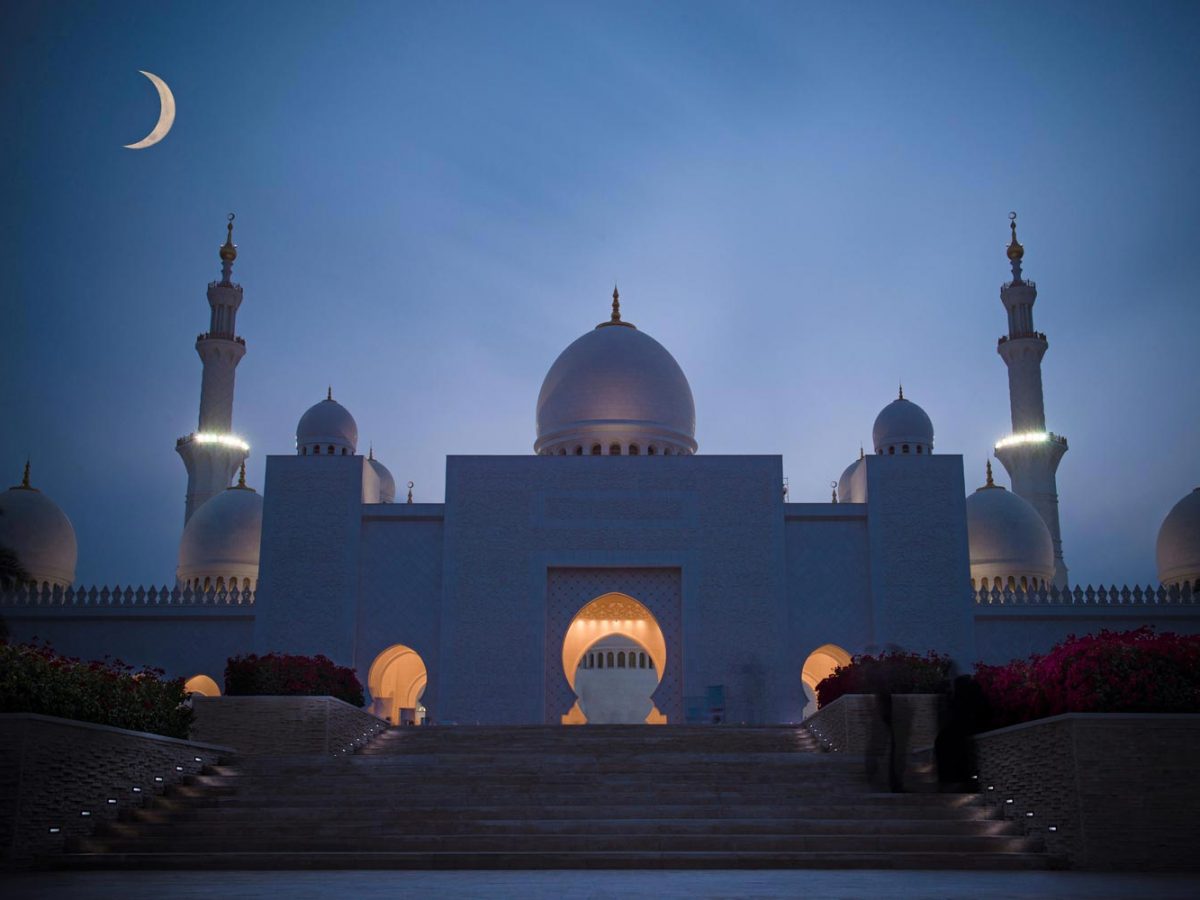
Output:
[
  {"xmin": 367, "ymin": 644, "xmax": 428, "ymax": 725},
  {"xmin": 801, "ymin": 643, "xmax": 852, "ymax": 719},
  {"xmin": 183, "ymin": 674, "xmax": 221, "ymax": 697},
  {"xmin": 561, "ymin": 592, "xmax": 667, "ymax": 725}
]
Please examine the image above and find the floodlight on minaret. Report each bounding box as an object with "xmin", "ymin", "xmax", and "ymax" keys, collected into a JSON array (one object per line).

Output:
[
  {"xmin": 992, "ymin": 213, "xmax": 1069, "ymax": 585},
  {"xmin": 175, "ymin": 214, "xmax": 250, "ymax": 523}
]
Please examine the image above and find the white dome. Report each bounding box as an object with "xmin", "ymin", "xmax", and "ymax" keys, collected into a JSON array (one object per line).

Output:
[
  {"xmin": 1156, "ymin": 487, "xmax": 1200, "ymax": 588},
  {"xmin": 367, "ymin": 452, "xmax": 396, "ymax": 504},
  {"xmin": 535, "ymin": 299, "xmax": 696, "ymax": 456},
  {"xmin": 966, "ymin": 466, "xmax": 1054, "ymax": 589},
  {"xmin": 837, "ymin": 456, "xmax": 867, "ymax": 503},
  {"xmin": 177, "ymin": 479, "xmax": 263, "ymax": 590},
  {"xmin": 297, "ymin": 390, "xmax": 358, "ymax": 456},
  {"xmin": 872, "ymin": 393, "xmax": 934, "ymax": 455},
  {"xmin": 0, "ymin": 466, "xmax": 77, "ymax": 588}
]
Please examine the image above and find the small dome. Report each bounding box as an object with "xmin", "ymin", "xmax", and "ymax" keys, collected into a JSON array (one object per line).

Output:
[
  {"xmin": 1156, "ymin": 487, "xmax": 1200, "ymax": 588},
  {"xmin": 837, "ymin": 455, "xmax": 867, "ymax": 503},
  {"xmin": 367, "ymin": 450, "xmax": 396, "ymax": 504},
  {"xmin": 535, "ymin": 293, "xmax": 696, "ymax": 457},
  {"xmin": 872, "ymin": 390, "xmax": 934, "ymax": 455},
  {"xmin": 177, "ymin": 479, "xmax": 263, "ymax": 591},
  {"xmin": 0, "ymin": 464, "xmax": 77, "ymax": 588},
  {"xmin": 966, "ymin": 465, "xmax": 1054, "ymax": 590},
  {"xmin": 297, "ymin": 389, "xmax": 358, "ymax": 456}
]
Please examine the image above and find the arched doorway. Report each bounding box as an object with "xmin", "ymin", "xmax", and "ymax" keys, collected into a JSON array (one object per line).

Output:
[
  {"xmin": 801, "ymin": 643, "xmax": 852, "ymax": 720},
  {"xmin": 183, "ymin": 674, "xmax": 221, "ymax": 697},
  {"xmin": 560, "ymin": 592, "xmax": 667, "ymax": 724},
  {"xmin": 368, "ymin": 644, "xmax": 428, "ymax": 725}
]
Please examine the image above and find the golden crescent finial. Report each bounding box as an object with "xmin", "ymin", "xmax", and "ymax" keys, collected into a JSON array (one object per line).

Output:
[
  {"xmin": 1007, "ymin": 211, "xmax": 1024, "ymax": 261},
  {"xmin": 20, "ymin": 458, "xmax": 31, "ymax": 489},
  {"xmin": 220, "ymin": 213, "xmax": 238, "ymax": 263},
  {"xmin": 985, "ymin": 459, "xmax": 994, "ymax": 487},
  {"xmin": 406, "ymin": 481, "xmax": 414, "ymax": 504},
  {"xmin": 327, "ymin": 386, "xmax": 333, "ymax": 401},
  {"xmin": 237, "ymin": 461, "xmax": 247, "ymax": 488}
]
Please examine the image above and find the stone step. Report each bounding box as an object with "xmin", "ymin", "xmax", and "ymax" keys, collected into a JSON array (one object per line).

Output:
[
  {"xmin": 103, "ymin": 815, "xmax": 1025, "ymax": 838},
  {"xmin": 138, "ymin": 799, "xmax": 993, "ymax": 821},
  {"xmin": 86, "ymin": 832, "xmax": 1043, "ymax": 855},
  {"xmin": 56, "ymin": 849, "xmax": 1057, "ymax": 870}
]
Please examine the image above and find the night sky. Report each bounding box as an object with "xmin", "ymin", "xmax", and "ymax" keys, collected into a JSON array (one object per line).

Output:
[{"xmin": 2, "ymin": 1, "xmax": 1198, "ymax": 586}]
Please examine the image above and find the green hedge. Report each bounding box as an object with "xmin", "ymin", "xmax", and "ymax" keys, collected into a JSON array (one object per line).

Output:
[{"xmin": 0, "ymin": 642, "xmax": 193, "ymax": 739}]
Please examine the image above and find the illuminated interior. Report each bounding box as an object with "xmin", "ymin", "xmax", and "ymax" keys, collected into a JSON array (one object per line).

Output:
[
  {"xmin": 800, "ymin": 643, "xmax": 852, "ymax": 719},
  {"xmin": 183, "ymin": 674, "xmax": 221, "ymax": 697},
  {"xmin": 367, "ymin": 644, "xmax": 428, "ymax": 725},
  {"xmin": 561, "ymin": 592, "xmax": 667, "ymax": 725}
]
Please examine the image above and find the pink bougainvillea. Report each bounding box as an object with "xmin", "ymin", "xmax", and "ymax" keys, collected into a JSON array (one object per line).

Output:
[
  {"xmin": 975, "ymin": 627, "xmax": 1200, "ymax": 728},
  {"xmin": 224, "ymin": 652, "xmax": 364, "ymax": 706},
  {"xmin": 815, "ymin": 650, "xmax": 954, "ymax": 709}
]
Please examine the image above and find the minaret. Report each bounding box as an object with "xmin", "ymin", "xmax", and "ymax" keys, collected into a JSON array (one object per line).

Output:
[
  {"xmin": 175, "ymin": 215, "xmax": 250, "ymax": 523},
  {"xmin": 992, "ymin": 213, "xmax": 1069, "ymax": 585}
]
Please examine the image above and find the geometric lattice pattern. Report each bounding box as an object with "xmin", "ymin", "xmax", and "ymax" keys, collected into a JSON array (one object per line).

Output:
[{"xmin": 545, "ymin": 567, "xmax": 682, "ymax": 723}]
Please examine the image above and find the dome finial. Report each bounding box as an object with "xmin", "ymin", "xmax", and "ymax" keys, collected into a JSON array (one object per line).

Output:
[
  {"xmin": 831, "ymin": 480, "xmax": 839, "ymax": 504},
  {"xmin": 327, "ymin": 385, "xmax": 333, "ymax": 401},
  {"xmin": 859, "ymin": 444, "xmax": 865, "ymax": 460},
  {"xmin": 19, "ymin": 458, "xmax": 31, "ymax": 489},
  {"xmin": 986, "ymin": 459, "xmax": 994, "ymax": 487},
  {"xmin": 368, "ymin": 444, "xmax": 374, "ymax": 461},
  {"xmin": 597, "ymin": 284, "xmax": 636, "ymax": 329},
  {"xmin": 898, "ymin": 382, "xmax": 904, "ymax": 400},
  {"xmin": 237, "ymin": 461, "xmax": 247, "ymax": 488},
  {"xmin": 406, "ymin": 481, "xmax": 414, "ymax": 504}
]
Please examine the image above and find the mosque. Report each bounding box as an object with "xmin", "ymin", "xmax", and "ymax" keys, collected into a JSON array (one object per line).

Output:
[{"xmin": 2, "ymin": 215, "xmax": 1198, "ymax": 726}]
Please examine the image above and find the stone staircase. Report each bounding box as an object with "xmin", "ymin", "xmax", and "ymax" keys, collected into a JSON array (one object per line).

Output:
[{"xmin": 60, "ymin": 725, "xmax": 1053, "ymax": 869}]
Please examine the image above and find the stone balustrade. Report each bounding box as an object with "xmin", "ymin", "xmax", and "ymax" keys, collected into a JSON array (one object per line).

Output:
[
  {"xmin": 0, "ymin": 584, "xmax": 255, "ymax": 608},
  {"xmin": 973, "ymin": 581, "xmax": 1197, "ymax": 607}
]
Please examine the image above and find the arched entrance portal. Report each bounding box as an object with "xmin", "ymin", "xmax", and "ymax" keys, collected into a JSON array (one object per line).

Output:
[
  {"xmin": 801, "ymin": 643, "xmax": 852, "ymax": 720},
  {"xmin": 183, "ymin": 674, "xmax": 221, "ymax": 697},
  {"xmin": 561, "ymin": 592, "xmax": 668, "ymax": 724},
  {"xmin": 368, "ymin": 644, "xmax": 428, "ymax": 725}
]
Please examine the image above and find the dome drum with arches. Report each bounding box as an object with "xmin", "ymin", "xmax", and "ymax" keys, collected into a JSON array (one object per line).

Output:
[
  {"xmin": 966, "ymin": 462, "xmax": 1055, "ymax": 591},
  {"xmin": 535, "ymin": 289, "xmax": 697, "ymax": 457},
  {"xmin": 872, "ymin": 389, "xmax": 934, "ymax": 456},
  {"xmin": 296, "ymin": 388, "xmax": 358, "ymax": 457}
]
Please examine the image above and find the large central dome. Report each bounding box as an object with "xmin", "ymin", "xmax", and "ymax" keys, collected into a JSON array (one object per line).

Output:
[{"xmin": 535, "ymin": 290, "xmax": 697, "ymax": 456}]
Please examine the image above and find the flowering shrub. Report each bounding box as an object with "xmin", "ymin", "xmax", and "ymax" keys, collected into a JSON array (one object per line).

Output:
[
  {"xmin": 0, "ymin": 642, "xmax": 192, "ymax": 738},
  {"xmin": 815, "ymin": 650, "xmax": 954, "ymax": 709},
  {"xmin": 224, "ymin": 652, "xmax": 364, "ymax": 706},
  {"xmin": 975, "ymin": 627, "xmax": 1200, "ymax": 729}
]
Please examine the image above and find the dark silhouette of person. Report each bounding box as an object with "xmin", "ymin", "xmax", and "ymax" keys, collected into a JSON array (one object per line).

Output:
[{"xmin": 935, "ymin": 674, "xmax": 991, "ymax": 789}]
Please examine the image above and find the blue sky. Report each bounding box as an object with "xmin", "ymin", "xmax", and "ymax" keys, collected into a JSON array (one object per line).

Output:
[{"xmin": 2, "ymin": 1, "xmax": 1198, "ymax": 586}]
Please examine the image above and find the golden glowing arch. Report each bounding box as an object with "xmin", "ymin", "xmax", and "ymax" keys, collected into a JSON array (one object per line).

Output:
[
  {"xmin": 368, "ymin": 644, "xmax": 428, "ymax": 725},
  {"xmin": 183, "ymin": 674, "xmax": 221, "ymax": 697},
  {"xmin": 561, "ymin": 592, "xmax": 667, "ymax": 724}
]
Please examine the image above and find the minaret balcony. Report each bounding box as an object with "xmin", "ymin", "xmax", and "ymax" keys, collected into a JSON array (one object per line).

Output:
[
  {"xmin": 197, "ymin": 332, "xmax": 246, "ymax": 346},
  {"xmin": 997, "ymin": 331, "xmax": 1046, "ymax": 345},
  {"xmin": 1001, "ymin": 278, "xmax": 1037, "ymax": 291}
]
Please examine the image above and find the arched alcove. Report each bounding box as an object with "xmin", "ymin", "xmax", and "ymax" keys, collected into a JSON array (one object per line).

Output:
[
  {"xmin": 560, "ymin": 592, "xmax": 667, "ymax": 725},
  {"xmin": 183, "ymin": 674, "xmax": 221, "ymax": 698},
  {"xmin": 367, "ymin": 644, "xmax": 428, "ymax": 726},
  {"xmin": 800, "ymin": 643, "xmax": 852, "ymax": 720}
]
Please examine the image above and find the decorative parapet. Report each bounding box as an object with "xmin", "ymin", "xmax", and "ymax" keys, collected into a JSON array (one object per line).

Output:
[
  {"xmin": 972, "ymin": 582, "xmax": 1198, "ymax": 607},
  {"xmin": 0, "ymin": 584, "xmax": 255, "ymax": 608}
]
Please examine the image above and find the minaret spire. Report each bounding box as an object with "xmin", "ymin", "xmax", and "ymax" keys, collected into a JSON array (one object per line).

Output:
[
  {"xmin": 219, "ymin": 213, "xmax": 238, "ymax": 285},
  {"xmin": 993, "ymin": 212, "xmax": 1069, "ymax": 585},
  {"xmin": 176, "ymin": 215, "xmax": 250, "ymax": 523}
]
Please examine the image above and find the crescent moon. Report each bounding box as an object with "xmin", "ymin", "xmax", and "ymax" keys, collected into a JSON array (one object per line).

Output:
[{"xmin": 124, "ymin": 70, "xmax": 175, "ymax": 150}]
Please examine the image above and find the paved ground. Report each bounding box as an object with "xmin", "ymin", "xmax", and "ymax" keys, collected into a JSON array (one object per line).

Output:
[{"xmin": 5, "ymin": 870, "xmax": 1200, "ymax": 899}]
